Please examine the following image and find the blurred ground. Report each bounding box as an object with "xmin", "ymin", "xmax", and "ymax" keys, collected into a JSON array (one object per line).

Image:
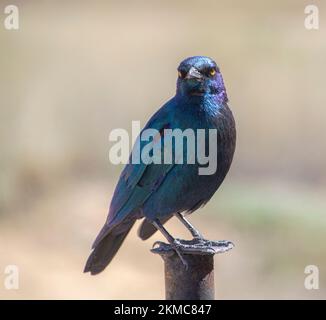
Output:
[{"xmin": 0, "ymin": 0, "xmax": 326, "ymax": 299}]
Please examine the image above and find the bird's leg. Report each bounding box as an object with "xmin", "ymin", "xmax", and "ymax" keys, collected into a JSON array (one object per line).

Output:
[
  {"xmin": 174, "ymin": 212, "xmax": 203, "ymax": 240},
  {"xmin": 152, "ymin": 219, "xmax": 188, "ymax": 269}
]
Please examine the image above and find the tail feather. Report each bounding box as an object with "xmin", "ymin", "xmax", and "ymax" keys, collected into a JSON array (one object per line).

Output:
[{"xmin": 84, "ymin": 222, "xmax": 134, "ymax": 275}]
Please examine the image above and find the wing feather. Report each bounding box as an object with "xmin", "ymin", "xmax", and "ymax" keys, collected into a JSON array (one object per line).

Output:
[{"xmin": 92, "ymin": 101, "xmax": 175, "ymax": 247}]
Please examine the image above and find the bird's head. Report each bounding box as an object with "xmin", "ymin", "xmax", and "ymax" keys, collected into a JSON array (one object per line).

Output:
[{"xmin": 176, "ymin": 56, "xmax": 228, "ymax": 103}]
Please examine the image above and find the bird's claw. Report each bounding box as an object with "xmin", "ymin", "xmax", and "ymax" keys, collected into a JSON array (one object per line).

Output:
[
  {"xmin": 193, "ymin": 235, "xmax": 205, "ymax": 243},
  {"xmin": 152, "ymin": 241, "xmax": 166, "ymax": 250},
  {"xmin": 152, "ymin": 239, "xmax": 188, "ymax": 269},
  {"xmin": 171, "ymin": 239, "xmax": 189, "ymax": 270}
]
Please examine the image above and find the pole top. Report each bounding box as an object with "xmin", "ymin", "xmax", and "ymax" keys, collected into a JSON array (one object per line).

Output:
[{"xmin": 151, "ymin": 238, "xmax": 234, "ymax": 257}]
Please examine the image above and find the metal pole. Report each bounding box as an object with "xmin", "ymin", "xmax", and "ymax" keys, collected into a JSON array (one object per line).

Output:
[{"xmin": 152, "ymin": 239, "xmax": 234, "ymax": 300}]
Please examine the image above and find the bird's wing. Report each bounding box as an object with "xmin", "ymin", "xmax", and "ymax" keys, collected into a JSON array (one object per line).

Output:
[{"xmin": 92, "ymin": 102, "xmax": 176, "ymax": 248}]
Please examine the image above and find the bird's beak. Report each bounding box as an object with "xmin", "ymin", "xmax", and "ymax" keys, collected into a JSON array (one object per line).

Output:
[{"xmin": 185, "ymin": 67, "xmax": 203, "ymax": 80}]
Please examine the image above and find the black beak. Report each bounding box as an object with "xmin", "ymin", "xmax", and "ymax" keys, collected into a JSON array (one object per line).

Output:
[{"xmin": 185, "ymin": 67, "xmax": 203, "ymax": 80}]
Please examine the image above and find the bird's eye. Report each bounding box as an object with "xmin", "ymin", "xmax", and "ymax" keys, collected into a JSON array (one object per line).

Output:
[
  {"xmin": 209, "ymin": 68, "xmax": 216, "ymax": 76},
  {"xmin": 178, "ymin": 70, "xmax": 186, "ymax": 79}
]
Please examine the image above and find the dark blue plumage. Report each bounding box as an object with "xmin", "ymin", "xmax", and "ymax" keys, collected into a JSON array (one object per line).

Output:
[{"xmin": 85, "ymin": 56, "xmax": 236, "ymax": 274}]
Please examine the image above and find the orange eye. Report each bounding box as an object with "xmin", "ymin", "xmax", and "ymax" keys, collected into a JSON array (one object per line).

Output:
[
  {"xmin": 209, "ymin": 68, "xmax": 216, "ymax": 76},
  {"xmin": 178, "ymin": 70, "xmax": 186, "ymax": 78}
]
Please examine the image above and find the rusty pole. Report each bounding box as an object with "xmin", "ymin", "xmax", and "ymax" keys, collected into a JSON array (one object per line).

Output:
[{"xmin": 152, "ymin": 239, "xmax": 234, "ymax": 300}]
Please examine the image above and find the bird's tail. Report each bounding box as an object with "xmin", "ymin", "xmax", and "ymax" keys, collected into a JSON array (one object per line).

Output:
[{"xmin": 84, "ymin": 221, "xmax": 135, "ymax": 275}]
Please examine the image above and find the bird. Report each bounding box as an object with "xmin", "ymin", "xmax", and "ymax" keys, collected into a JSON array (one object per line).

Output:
[{"xmin": 84, "ymin": 56, "xmax": 236, "ymax": 275}]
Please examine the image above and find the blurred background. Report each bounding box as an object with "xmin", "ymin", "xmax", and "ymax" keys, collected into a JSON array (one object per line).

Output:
[{"xmin": 0, "ymin": 0, "xmax": 325, "ymax": 299}]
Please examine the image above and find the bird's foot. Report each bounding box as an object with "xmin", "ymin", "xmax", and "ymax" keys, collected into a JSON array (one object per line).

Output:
[
  {"xmin": 171, "ymin": 239, "xmax": 189, "ymax": 269},
  {"xmin": 153, "ymin": 240, "xmax": 189, "ymax": 269},
  {"xmin": 152, "ymin": 238, "xmax": 234, "ymax": 256},
  {"xmin": 192, "ymin": 234, "xmax": 205, "ymax": 242},
  {"xmin": 191, "ymin": 231, "xmax": 204, "ymax": 240}
]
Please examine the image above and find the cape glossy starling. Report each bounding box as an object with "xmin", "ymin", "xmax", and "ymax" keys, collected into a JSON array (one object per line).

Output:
[{"xmin": 84, "ymin": 56, "xmax": 236, "ymax": 274}]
